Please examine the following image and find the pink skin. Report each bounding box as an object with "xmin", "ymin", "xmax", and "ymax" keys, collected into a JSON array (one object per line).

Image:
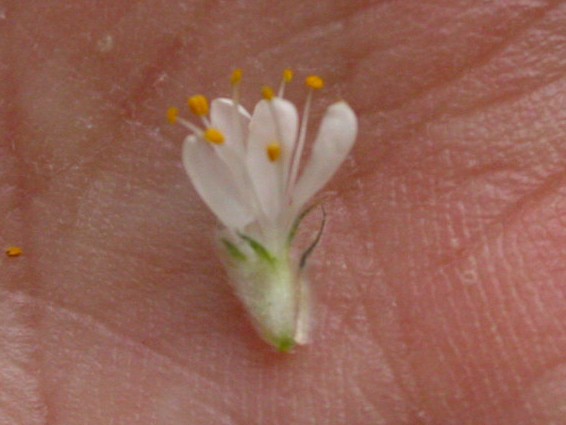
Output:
[{"xmin": 1, "ymin": 1, "xmax": 565, "ymax": 423}]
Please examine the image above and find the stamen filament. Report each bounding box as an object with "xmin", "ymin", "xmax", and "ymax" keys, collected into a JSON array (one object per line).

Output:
[
  {"xmin": 177, "ymin": 116, "xmax": 204, "ymax": 135},
  {"xmin": 287, "ymin": 75, "xmax": 324, "ymax": 197},
  {"xmin": 287, "ymin": 90, "xmax": 312, "ymax": 195},
  {"xmin": 201, "ymin": 116, "xmax": 211, "ymax": 128},
  {"xmin": 231, "ymin": 69, "xmax": 245, "ymax": 150}
]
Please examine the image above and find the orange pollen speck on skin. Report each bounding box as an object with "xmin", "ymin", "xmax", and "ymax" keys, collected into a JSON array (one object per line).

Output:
[
  {"xmin": 266, "ymin": 143, "xmax": 282, "ymax": 162},
  {"xmin": 6, "ymin": 247, "xmax": 23, "ymax": 257},
  {"xmin": 204, "ymin": 128, "xmax": 225, "ymax": 145}
]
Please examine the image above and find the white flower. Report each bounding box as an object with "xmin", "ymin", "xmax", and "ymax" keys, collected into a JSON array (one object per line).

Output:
[{"xmin": 168, "ymin": 69, "xmax": 357, "ymax": 351}]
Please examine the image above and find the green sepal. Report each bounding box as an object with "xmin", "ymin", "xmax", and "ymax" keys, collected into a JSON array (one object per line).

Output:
[
  {"xmin": 287, "ymin": 203, "xmax": 319, "ymax": 246},
  {"xmin": 299, "ymin": 206, "xmax": 326, "ymax": 269},
  {"xmin": 221, "ymin": 238, "xmax": 247, "ymax": 262},
  {"xmin": 238, "ymin": 233, "xmax": 277, "ymax": 265},
  {"xmin": 275, "ymin": 335, "xmax": 296, "ymax": 353}
]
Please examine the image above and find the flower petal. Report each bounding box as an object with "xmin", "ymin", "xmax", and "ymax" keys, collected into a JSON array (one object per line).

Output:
[
  {"xmin": 209, "ymin": 98, "xmax": 252, "ymax": 198},
  {"xmin": 292, "ymin": 102, "xmax": 357, "ymax": 210},
  {"xmin": 182, "ymin": 135, "xmax": 254, "ymax": 229},
  {"xmin": 246, "ymin": 98, "xmax": 298, "ymax": 220},
  {"xmin": 210, "ymin": 98, "xmax": 250, "ymax": 154}
]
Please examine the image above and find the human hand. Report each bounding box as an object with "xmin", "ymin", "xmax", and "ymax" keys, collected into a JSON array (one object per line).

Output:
[{"xmin": 1, "ymin": 1, "xmax": 565, "ymax": 424}]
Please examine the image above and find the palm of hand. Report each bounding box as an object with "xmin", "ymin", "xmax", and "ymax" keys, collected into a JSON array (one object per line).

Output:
[{"xmin": 1, "ymin": 1, "xmax": 565, "ymax": 424}]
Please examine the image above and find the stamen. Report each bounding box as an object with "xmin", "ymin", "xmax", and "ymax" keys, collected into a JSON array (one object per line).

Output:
[
  {"xmin": 5, "ymin": 247, "xmax": 23, "ymax": 257},
  {"xmin": 266, "ymin": 143, "xmax": 282, "ymax": 162},
  {"xmin": 167, "ymin": 107, "xmax": 179, "ymax": 124},
  {"xmin": 231, "ymin": 68, "xmax": 243, "ymax": 103},
  {"xmin": 305, "ymin": 75, "xmax": 324, "ymax": 90},
  {"xmin": 278, "ymin": 68, "xmax": 294, "ymax": 98},
  {"xmin": 283, "ymin": 69, "xmax": 294, "ymax": 83},
  {"xmin": 188, "ymin": 95, "xmax": 209, "ymax": 116},
  {"xmin": 230, "ymin": 69, "xmax": 246, "ymax": 158},
  {"xmin": 287, "ymin": 76, "xmax": 324, "ymax": 195},
  {"xmin": 172, "ymin": 110, "xmax": 209, "ymax": 140},
  {"xmin": 226, "ymin": 68, "xmax": 270, "ymax": 230},
  {"xmin": 263, "ymin": 86, "xmax": 286, "ymax": 195},
  {"xmin": 262, "ymin": 86, "xmax": 276, "ymax": 101},
  {"xmin": 231, "ymin": 68, "xmax": 243, "ymax": 86},
  {"xmin": 204, "ymin": 128, "xmax": 225, "ymax": 145},
  {"xmin": 176, "ymin": 115, "xmax": 204, "ymax": 135}
]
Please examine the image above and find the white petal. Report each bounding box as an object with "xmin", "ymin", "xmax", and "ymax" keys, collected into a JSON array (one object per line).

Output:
[
  {"xmin": 209, "ymin": 99, "xmax": 252, "ymax": 201},
  {"xmin": 292, "ymin": 102, "xmax": 357, "ymax": 210},
  {"xmin": 246, "ymin": 98, "xmax": 298, "ymax": 220},
  {"xmin": 182, "ymin": 135, "xmax": 254, "ymax": 229},
  {"xmin": 210, "ymin": 98, "xmax": 250, "ymax": 155}
]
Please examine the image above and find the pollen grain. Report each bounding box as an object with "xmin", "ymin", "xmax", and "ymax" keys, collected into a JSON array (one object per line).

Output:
[{"xmin": 6, "ymin": 247, "xmax": 23, "ymax": 257}]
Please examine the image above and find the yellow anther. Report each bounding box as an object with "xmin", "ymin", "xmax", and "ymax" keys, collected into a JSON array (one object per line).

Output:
[
  {"xmin": 266, "ymin": 143, "xmax": 282, "ymax": 162},
  {"xmin": 6, "ymin": 247, "xmax": 23, "ymax": 257},
  {"xmin": 262, "ymin": 86, "xmax": 275, "ymax": 101},
  {"xmin": 204, "ymin": 128, "xmax": 225, "ymax": 145},
  {"xmin": 282, "ymin": 69, "xmax": 294, "ymax": 83},
  {"xmin": 167, "ymin": 107, "xmax": 179, "ymax": 124},
  {"xmin": 231, "ymin": 68, "xmax": 243, "ymax": 85},
  {"xmin": 305, "ymin": 75, "xmax": 324, "ymax": 90},
  {"xmin": 188, "ymin": 95, "xmax": 209, "ymax": 116}
]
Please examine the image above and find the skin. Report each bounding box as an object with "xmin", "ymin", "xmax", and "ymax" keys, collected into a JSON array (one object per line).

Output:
[{"xmin": 1, "ymin": 0, "xmax": 565, "ymax": 423}]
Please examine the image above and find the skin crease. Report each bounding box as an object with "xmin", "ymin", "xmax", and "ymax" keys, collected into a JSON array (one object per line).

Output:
[{"xmin": 0, "ymin": 0, "xmax": 565, "ymax": 423}]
